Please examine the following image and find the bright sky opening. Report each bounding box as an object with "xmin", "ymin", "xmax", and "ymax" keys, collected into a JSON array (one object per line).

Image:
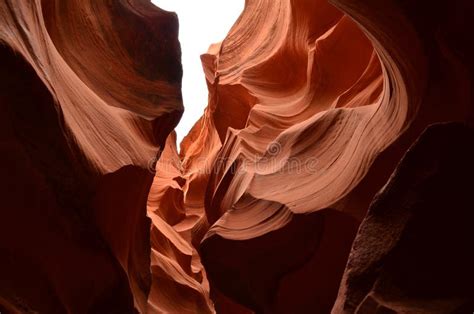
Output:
[{"xmin": 151, "ymin": 0, "xmax": 245, "ymax": 148}]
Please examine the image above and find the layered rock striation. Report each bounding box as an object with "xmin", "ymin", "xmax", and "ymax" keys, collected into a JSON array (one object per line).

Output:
[
  {"xmin": 1, "ymin": 0, "xmax": 181, "ymax": 312},
  {"xmin": 1, "ymin": 0, "xmax": 473, "ymax": 313}
]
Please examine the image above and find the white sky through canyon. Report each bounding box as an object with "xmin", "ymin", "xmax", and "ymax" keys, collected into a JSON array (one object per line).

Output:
[{"xmin": 151, "ymin": 0, "xmax": 245, "ymax": 147}]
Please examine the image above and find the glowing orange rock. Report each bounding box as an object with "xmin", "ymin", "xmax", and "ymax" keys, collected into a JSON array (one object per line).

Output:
[
  {"xmin": 1, "ymin": 0, "xmax": 473, "ymax": 312},
  {"xmin": 148, "ymin": 0, "xmax": 473, "ymax": 312}
]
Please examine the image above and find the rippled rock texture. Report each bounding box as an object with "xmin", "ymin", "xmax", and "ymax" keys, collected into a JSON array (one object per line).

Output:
[
  {"xmin": 1, "ymin": 0, "xmax": 473, "ymax": 313},
  {"xmin": 0, "ymin": 0, "xmax": 181, "ymax": 312}
]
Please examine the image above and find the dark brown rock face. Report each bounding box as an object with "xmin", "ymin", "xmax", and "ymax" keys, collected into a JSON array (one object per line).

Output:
[
  {"xmin": 0, "ymin": 43, "xmax": 136, "ymax": 314},
  {"xmin": 332, "ymin": 123, "xmax": 474, "ymax": 314},
  {"xmin": 201, "ymin": 209, "xmax": 359, "ymax": 313},
  {"xmin": 0, "ymin": 0, "xmax": 182, "ymax": 312}
]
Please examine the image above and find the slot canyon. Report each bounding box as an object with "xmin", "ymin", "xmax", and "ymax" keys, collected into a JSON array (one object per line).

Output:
[{"xmin": 0, "ymin": 0, "xmax": 473, "ymax": 313}]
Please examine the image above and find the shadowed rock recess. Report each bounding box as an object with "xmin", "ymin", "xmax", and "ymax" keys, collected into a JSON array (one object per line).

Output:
[{"xmin": 0, "ymin": 0, "xmax": 473, "ymax": 313}]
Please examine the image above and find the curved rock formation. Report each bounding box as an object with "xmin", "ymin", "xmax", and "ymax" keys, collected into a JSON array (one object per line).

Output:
[
  {"xmin": 147, "ymin": 0, "xmax": 473, "ymax": 312},
  {"xmin": 1, "ymin": 0, "xmax": 473, "ymax": 313},
  {"xmin": 1, "ymin": 0, "xmax": 181, "ymax": 312}
]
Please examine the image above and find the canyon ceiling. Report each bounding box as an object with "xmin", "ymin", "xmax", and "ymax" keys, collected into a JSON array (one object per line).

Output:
[{"xmin": 0, "ymin": 0, "xmax": 473, "ymax": 313}]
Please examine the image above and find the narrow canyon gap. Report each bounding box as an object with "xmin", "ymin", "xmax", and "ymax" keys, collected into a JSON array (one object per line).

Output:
[{"xmin": 151, "ymin": 0, "xmax": 245, "ymax": 148}]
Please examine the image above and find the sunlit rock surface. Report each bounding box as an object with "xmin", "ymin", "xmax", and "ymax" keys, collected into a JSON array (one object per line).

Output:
[{"xmin": 1, "ymin": 0, "xmax": 473, "ymax": 313}]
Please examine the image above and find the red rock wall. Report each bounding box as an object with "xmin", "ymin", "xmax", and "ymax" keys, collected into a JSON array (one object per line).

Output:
[
  {"xmin": 147, "ymin": 0, "xmax": 473, "ymax": 312},
  {"xmin": 1, "ymin": 0, "xmax": 473, "ymax": 313},
  {"xmin": 0, "ymin": 0, "xmax": 182, "ymax": 312}
]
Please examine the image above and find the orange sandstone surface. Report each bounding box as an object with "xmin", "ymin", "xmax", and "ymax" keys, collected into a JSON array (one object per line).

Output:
[{"xmin": 1, "ymin": 0, "xmax": 473, "ymax": 313}]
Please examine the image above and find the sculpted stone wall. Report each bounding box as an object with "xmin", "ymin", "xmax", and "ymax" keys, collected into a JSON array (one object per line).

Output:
[
  {"xmin": 0, "ymin": 0, "xmax": 181, "ymax": 312},
  {"xmin": 1, "ymin": 0, "xmax": 472, "ymax": 313}
]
